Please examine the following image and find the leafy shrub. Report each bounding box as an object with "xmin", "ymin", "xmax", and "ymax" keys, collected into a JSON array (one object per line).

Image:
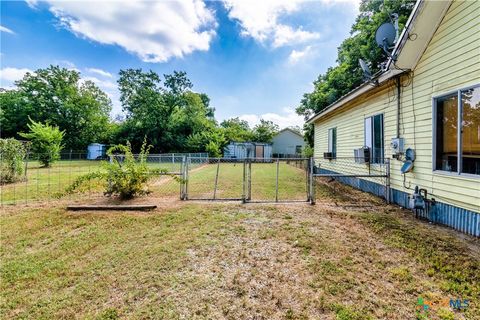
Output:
[
  {"xmin": 0, "ymin": 138, "xmax": 28, "ymax": 184},
  {"xmin": 104, "ymin": 140, "xmax": 155, "ymax": 199},
  {"xmin": 19, "ymin": 118, "xmax": 64, "ymax": 167},
  {"xmin": 186, "ymin": 129, "xmax": 226, "ymax": 158},
  {"xmin": 303, "ymin": 145, "xmax": 314, "ymax": 158},
  {"xmin": 65, "ymin": 139, "xmax": 175, "ymax": 200}
]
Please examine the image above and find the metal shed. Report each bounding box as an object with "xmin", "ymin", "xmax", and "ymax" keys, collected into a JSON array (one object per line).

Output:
[
  {"xmin": 87, "ymin": 143, "xmax": 106, "ymax": 160},
  {"xmin": 224, "ymin": 142, "xmax": 272, "ymax": 160}
]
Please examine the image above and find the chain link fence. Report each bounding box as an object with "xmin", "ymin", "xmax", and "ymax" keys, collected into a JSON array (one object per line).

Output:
[
  {"xmin": 1, "ymin": 153, "xmax": 390, "ymax": 206},
  {"xmin": 0, "ymin": 152, "xmax": 207, "ymax": 206},
  {"xmin": 312, "ymin": 157, "xmax": 390, "ymax": 202}
]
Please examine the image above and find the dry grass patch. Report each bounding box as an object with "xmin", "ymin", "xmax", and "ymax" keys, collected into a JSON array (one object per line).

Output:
[{"xmin": 1, "ymin": 187, "xmax": 478, "ymax": 319}]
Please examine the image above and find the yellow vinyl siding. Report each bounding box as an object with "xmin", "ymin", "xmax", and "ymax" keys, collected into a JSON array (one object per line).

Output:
[{"xmin": 314, "ymin": 0, "xmax": 480, "ymax": 212}]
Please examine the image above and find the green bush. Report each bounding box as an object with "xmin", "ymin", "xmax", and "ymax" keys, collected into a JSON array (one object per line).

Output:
[
  {"xmin": 303, "ymin": 145, "xmax": 314, "ymax": 158},
  {"xmin": 66, "ymin": 139, "xmax": 174, "ymax": 200},
  {"xmin": 104, "ymin": 140, "xmax": 154, "ymax": 199},
  {"xmin": 0, "ymin": 138, "xmax": 28, "ymax": 184},
  {"xmin": 19, "ymin": 118, "xmax": 64, "ymax": 167}
]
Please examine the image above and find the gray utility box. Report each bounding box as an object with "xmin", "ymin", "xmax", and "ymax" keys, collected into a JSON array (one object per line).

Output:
[{"xmin": 390, "ymin": 137, "xmax": 405, "ymax": 154}]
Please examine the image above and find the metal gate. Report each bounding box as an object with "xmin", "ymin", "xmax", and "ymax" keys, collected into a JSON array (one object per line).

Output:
[
  {"xmin": 247, "ymin": 158, "xmax": 312, "ymax": 203},
  {"xmin": 182, "ymin": 157, "xmax": 314, "ymax": 203}
]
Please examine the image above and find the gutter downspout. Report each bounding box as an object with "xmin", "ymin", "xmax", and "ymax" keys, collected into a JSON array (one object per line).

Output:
[{"xmin": 396, "ymin": 76, "xmax": 401, "ymax": 138}]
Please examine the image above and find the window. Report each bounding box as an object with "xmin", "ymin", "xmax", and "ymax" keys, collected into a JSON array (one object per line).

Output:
[
  {"xmin": 295, "ymin": 145, "xmax": 302, "ymax": 154},
  {"xmin": 364, "ymin": 114, "xmax": 384, "ymax": 163},
  {"xmin": 328, "ymin": 127, "xmax": 337, "ymax": 158},
  {"xmin": 434, "ymin": 85, "xmax": 480, "ymax": 175}
]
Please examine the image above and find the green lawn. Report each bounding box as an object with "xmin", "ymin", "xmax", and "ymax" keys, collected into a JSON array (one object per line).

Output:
[{"xmin": 1, "ymin": 186, "xmax": 478, "ymax": 319}]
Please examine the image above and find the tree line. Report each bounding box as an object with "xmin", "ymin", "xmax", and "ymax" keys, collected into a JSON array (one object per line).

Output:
[{"xmin": 0, "ymin": 66, "xmax": 281, "ymax": 157}]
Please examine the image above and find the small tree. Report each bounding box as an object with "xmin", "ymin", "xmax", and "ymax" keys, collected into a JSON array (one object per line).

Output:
[
  {"xmin": 19, "ymin": 119, "xmax": 64, "ymax": 167},
  {"xmin": 0, "ymin": 138, "xmax": 28, "ymax": 184}
]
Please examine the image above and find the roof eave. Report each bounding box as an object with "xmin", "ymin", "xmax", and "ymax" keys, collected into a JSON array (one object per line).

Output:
[{"xmin": 306, "ymin": 68, "xmax": 405, "ymax": 124}]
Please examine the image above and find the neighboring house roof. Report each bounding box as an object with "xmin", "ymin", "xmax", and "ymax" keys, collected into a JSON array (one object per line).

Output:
[
  {"xmin": 275, "ymin": 128, "xmax": 303, "ymax": 138},
  {"xmin": 306, "ymin": 0, "xmax": 452, "ymax": 124},
  {"xmin": 228, "ymin": 141, "xmax": 272, "ymax": 146}
]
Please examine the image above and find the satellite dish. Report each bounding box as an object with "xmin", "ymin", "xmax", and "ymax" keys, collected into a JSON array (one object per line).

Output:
[
  {"xmin": 405, "ymin": 148, "xmax": 415, "ymax": 161},
  {"xmin": 375, "ymin": 22, "xmax": 396, "ymax": 53},
  {"xmin": 358, "ymin": 58, "xmax": 371, "ymax": 80},
  {"xmin": 401, "ymin": 160, "xmax": 414, "ymax": 174},
  {"xmin": 401, "ymin": 148, "xmax": 416, "ymax": 174}
]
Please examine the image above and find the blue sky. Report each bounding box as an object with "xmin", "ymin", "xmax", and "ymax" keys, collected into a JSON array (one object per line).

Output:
[{"xmin": 0, "ymin": 0, "xmax": 359, "ymax": 128}]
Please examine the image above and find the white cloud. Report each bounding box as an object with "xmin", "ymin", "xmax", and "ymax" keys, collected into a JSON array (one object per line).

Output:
[
  {"xmin": 54, "ymin": 60, "xmax": 79, "ymax": 72},
  {"xmin": 238, "ymin": 107, "xmax": 304, "ymax": 129},
  {"xmin": 223, "ymin": 0, "xmax": 319, "ymax": 48},
  {"xmin": 40, "ymin": 0, "xmax": 217, "ymax": 63},
  {"xmin": 0, "ymin": 25, "xmax": 15, "ymax": 34},
  {"xmin": 272, "ymin": 26, "xmax": 319, "ymax": 48},
  {"xmin": 288, "ymin": 45, "xmax": 312, "ymax": 64},
  {"xmin": 83, "ymin": 76, "xmax": 116, "ymax": 90},
  {"xmin": 86, "ymin": 68, "xmax": 113, "ymax": 78},
  {"xmin": 25, "ymin": 0, "xmax": 38, "ymax": 9},
  {"xmin": 0, "ymin": 67, "xmax": 33, "ymax": 88}
]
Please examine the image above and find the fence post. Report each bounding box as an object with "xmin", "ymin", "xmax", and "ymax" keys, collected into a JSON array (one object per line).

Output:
[
  {"xmin": 24, "ymin": 149, "xmax": 30, "ymax": 205},
  {"xmin": 385, "ymin": 158, "xmax": 391, "ymax": 204},
  {"xmin": 180, "ymin": 156, "xmax": 185, "ymax": 200},
  {"xmin": 275, "ymin": 159, "xmax": 279, "ymax": 202},
  {"xmin": 213, "ymin": 159, "xmax": 220, "ymax": 200},
  {"xmin": 248, "ymin": 160, "xmax": 252, "ymax": 200},
  {"xmin": 242, "ymin": 159, "xmax": 246, "ymax": 203},
  {"xmin": 309, "ymin": 157, "xmax": 315, "ymax": 205},
  {"xmin": 185, "ymin": 157, "xmax": 189, "ymax": 200}
]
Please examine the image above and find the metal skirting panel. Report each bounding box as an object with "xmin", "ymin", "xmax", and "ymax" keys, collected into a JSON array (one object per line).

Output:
[
  {"xmin": 317, "ymin": 168, "xmax": 479, "ymax": 237},
  {"xmin": 390, "ymin": 189, "xmax": 480, "ymax": 237}
]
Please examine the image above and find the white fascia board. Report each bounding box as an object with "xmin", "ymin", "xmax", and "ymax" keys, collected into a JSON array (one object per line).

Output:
[{"xmin": 306, "ymin": 69, "xmax": 404, "ymax": 124}]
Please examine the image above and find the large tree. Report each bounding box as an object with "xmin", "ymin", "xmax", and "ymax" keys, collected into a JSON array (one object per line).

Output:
[
  {"xmin": 296, "ymin": 0, "xmax": 415, "ymax": 145},
  {"xmin": 220, "ymin": 117, "xmax": 253, "ymax": 143},
  {"xmin": 0, "ymin": 65, "xmax": 112, "ymax": 150},
  {"xmin": 117, "ymin": 69, "xmax": 216, "ymax": 153},
  {"xmin": 252, "ymin": 119, "xmax": 279, "ymax": 143}
]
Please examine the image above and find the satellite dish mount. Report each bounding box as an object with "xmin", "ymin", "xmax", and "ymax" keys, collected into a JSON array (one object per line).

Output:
[
  {"xmin": 375, "ymin": 13, "xmax": 399, "ymax": 60},
  {"xmin": 358, "ymin": 58, "xmax": 378, "ymax": 86}
]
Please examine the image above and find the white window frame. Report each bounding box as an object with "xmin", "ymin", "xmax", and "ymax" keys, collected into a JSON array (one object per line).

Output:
[
  {"xmin": 364, "ymin": 113, "xmax": 384, "ymax": 164},
  {"xmin": 432, "ymin": 83, "xmax": 480, "ymax": 177},
  {"xmin": 328, "ymin": 127, "xmax": 337, "ymax": 158}
]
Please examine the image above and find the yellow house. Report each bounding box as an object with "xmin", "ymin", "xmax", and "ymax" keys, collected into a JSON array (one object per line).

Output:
[{"xmin": 307, "ymin": 0, "xmax": 479, "ymax": 236}]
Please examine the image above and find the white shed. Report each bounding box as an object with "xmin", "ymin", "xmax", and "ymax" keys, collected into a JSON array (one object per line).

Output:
[
  {"xmin": 224, "ymin": 142, "xmax": 272, "ymax": 160},
  {"xmin": 87, "ymin": 143, "xmax": 106, "ymax": 160},
  {"xmin": 272, "ymin": 128, "xmax": 305, "ymax": 157}
]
